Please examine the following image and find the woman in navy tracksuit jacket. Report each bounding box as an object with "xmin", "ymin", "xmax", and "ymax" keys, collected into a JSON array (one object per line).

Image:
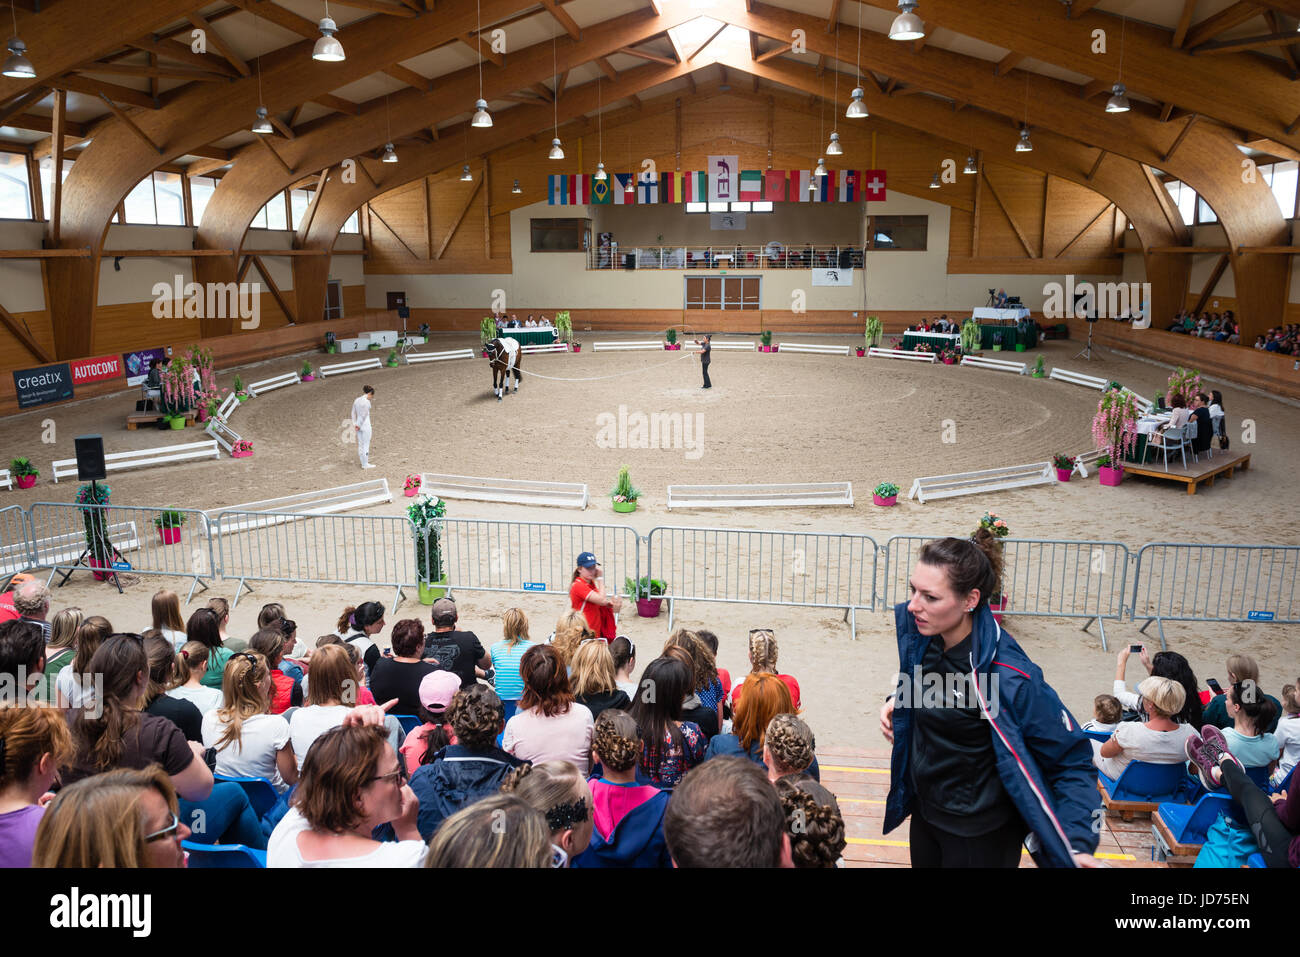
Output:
[{"xmin": 880, "ymin": 535, "xmax": 1103, "ymax": 868}]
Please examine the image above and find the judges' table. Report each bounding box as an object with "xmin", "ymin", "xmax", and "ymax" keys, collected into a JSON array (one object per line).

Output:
[
  {"xmin": 972, "ymin": 307, "xmax": 1031, "ymax": 321},
  {"xmin": 901, "ymin": 331, "xmax": 961, "ymax": 351},
  {"xmin": 499, "ymin": 328, "xmax": 557, "ymax": 346},
  {"xmin": 975, "ymin": 322, "xmax": 1038, "ymax": 349}
]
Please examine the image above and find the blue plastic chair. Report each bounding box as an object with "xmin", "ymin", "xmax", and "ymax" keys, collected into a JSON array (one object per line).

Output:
[
  {"xmin": 1245, "ymin": 765, "xmax": 1270, "ymax": 790},
  {"xmin": 1245, "ymin": 852, "xmax": 1267, "ymax": 868},
  {"xmin": 1156, "ymin": 792, "xmax": 1240, "ymax": 848},
  {"xmin": 1099, "ymin": 760, "xmax": 1191, "ymax": 804},
  {"xmin": 394, "ymin": 714, "xmax": 422, "ymax": 736},
  {"xmin": 1082, "ymin": 729, "xmax": 1113, "ymax": 743},
  {"xmin": 1270, "ymin": 763, "xmax": 1296, "ymax": 796},
  {"xmin": 214, "ymin": 774, "xmax": 279, "ymax": 821},
  {"xmin": 182, "ymin": 840, "xmax": 266, "ymax": 868}
]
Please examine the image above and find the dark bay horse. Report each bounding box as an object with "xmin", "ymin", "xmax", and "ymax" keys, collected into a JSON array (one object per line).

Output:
[{"xmin": 486, "ymin": 337, "xmax": 522, "ymax": 400}]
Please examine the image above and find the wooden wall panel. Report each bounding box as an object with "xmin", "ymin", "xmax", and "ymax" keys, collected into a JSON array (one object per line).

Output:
[
  {"xmin": 0, "ymin": 309, "xmax": 58, "ymax": 367},
  {"xmin": 406, "ymin": 307, "xmax": 953, "ymax": 335}
]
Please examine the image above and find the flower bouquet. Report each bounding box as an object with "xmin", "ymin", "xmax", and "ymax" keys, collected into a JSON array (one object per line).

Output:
[
  {"xmin": 403, "ymin": 474, "xmax": 422, "ymax": 497},
  {"xmin": 408, "ymin": 493, "xmax": 448, "ymax": 604},
  {"xmin": 1052, "ymin": 453, "xmax": 1075, "ymax": 482},
  {"xmin": 231, "ymin": 440, "xmax": 254, "ymax": 458},
  {"xmin": 873, "ymin": 481, "xmax": 899, "ymax": 506},
  {"xmin": 1090, "ymin": 389, "xmax": 1139, "ymax": 486},
  {"xmin": 610, "ymin": 465, "xmax": 640, "ymax": 513}
]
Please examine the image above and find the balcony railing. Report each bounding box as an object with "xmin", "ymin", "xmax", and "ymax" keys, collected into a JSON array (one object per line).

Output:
[{"xmin": 586, "ymin": 244, "xmax": 866, "ymax": 271}]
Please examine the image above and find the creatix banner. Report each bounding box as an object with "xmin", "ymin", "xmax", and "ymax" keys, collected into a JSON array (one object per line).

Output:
[{"xmin": 13, "ymin": 363, "xmax": 73, "ymax": 409}]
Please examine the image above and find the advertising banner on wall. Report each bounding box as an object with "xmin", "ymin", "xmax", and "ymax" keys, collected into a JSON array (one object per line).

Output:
[
  {"xmin": 70, "ymin": 354, "xmax": 124, "ymax": 386},
  {"xmin": 812, "ymin": 267, "xmax": 854, "ymax": 287},
  {"xmin": 122, "ymin": 348, "xmax": 168, "ymax": 386},
  {"xmin": 13, "ymin": 363, "xmax": 74, "ymax": 409}
]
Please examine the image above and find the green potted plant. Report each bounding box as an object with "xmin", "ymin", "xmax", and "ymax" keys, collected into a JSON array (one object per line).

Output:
[
  {"xmin": 153, "ymin": 508, "xmax": 186, "ymax": 545},
  {"xmin": 992, "ymin": 331, "xmax": 1003, "ymax": 352},
  {"xmin": 570, "ymin": 338, "xmax": 582, "ymax": 353},
  {"xmin": 480, "ymin": 317, "xmax": 497, "ymax": 355},
  {"xmin": 760, "ymin": 329, "xmax": 773, "ymax": 352},
  {"xmin": 1090, "ymin": 389, "xmax": 1139, "ymax": 487},
  {"xmin": 232, "ymin": 373, "xmax": 248, "ymax": 403},
  {"xmin": 10, "ymin": 457, "xmax": 38, "ymax": 490},
  {"xmin": 610, "ymin": 465, "xmax": 639, "ymax": 512},
  {"xmin": 76, "ymin": 481, "xmax": 114, "ymax": 580},
  {"xmin": 665, "ymin": 327, "xmax": 678, "ymax": 350},
  {"xmin": 386, "ymin": 348, "xmax": 400, "ymax": 368},
  {"xmin": 626, "ymin": 576, "xmax": 668, "ymax": 617},
  {"xmin": 554, "ymin": 310, "xmax": 573, "ymax": 346},
  {"xmin": 300, "ymin": 360, "xmax": 315, "ymax": 382},
  {"xmin": 324, "ymin": 331, "xmax": 337, "ymax": 354},
  {"xmin": 408, "ymin": 493, "xmax": 448, "ymax": 604},
  {"xmin": 864, "ymin": 315, "xmax": 883, "ymax": 352},
  {"xmin": 367, "ymin": 341, "xmax": 380, "ymax": 351},
  {"xmin": 1052, "ymin": 454, "xmax": 1075, "ymax": 482},
  {"xmin": 1031, "ymin": 355, "xmax": 1046, "ymax": 378},
  {"xmin": 873, "ymin": 481, "xmax": 899, "ymax": 506},
  {"xmin": 960, "ymin": 318, "xmax": 981, "ymax": 354}
]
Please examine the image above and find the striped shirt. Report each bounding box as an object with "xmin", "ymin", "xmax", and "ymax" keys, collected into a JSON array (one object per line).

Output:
[{"xmin": 490, "ymin": 638, "xmax": 536, "ymax": 701}]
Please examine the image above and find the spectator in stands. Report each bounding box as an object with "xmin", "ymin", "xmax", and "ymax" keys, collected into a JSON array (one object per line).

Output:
[
  {"xmin": 55, "ymin": 615, "xmax": 111, "ymax": 711},
  {"xmin": 763, "ymin": 713, "xmax": 818, "ymax": 783},
  {"xmin": 503, "ymin": 644, "xmax": 593, "ymax": 774},
  {"xmin": 0, "ymin": 620, "xmax": 44, "ymax": 698},
  {"xmin": 662, "ymin": 644, "xmax": 718, "ymax": 737},
  {"xmin": 1190, "ymin": 392, "xmax": 1214, "ymax": 456},
  {"xmin": 663, "ymin": 755, "xmax": 791, "ymax": 867},
  {"xmin": 611, "ymin": 636, "xmax": 638, "ymax": 701},
  {"xmin": 1093, "ymin": 676, "xmax": 1195, "ymax": 778},
  {"xmin": 424, "ymin": 598, "xmax": 488, "ymax": 690},
  {"xmin": 399, "ymin": 670, "xmax": 459, "ymax": 774},
  {"xmin": 695, "ymin": 630, "xmax": 729, "ymax": 713},
  {"xmin": 706, "ymin": 675, "xmax": 820, "ymax": 780},
  {"xmin": 551, "ymin": 609, "xmax": 595, "ymax": 667},
  {"xmin": 151, "ymin": 589, "xmax": 187, "ymax": 650},
  {"xmin": 268, "ymin": 724, "xmax": 424, "ymax": 867},
  {"xmin": 249, "ymin": 628, "xmax": 302, "ymax": 714},
  {"xmin": 665, "ymin": 629, "xmax": 724, "ymax": 731},
  {"xmin": 12, "ymin": 579, "xmax": 50, "ymax": 643},
  {"xmin": 1274, "ymin": 683, "xmax": 1300, "ymax": 789},
  {"xmin": 569, "ymin": 552, "xmax": 622, "ymax": 641},
  {"xmin": 630, "ymin": 656, "xmax": 705, "ymax": 788},
  {"xmin": 188, "ymin": 608, "xmax": 231, "ymax": 691},
  {"xmin": 775, "ymin": 775, "xmax": 846, "ymax": 868},
  {"xmin": 289, "ymin": 644, "xmax": 362, "ymax": 770},
  {"xmin": 204, "ymin": 651, "xmax": 296, "ymax": 794},
  {"xmin": 32, "ymin": 607, "xmax": 81, "ymax": 704},
  {"xmin": 880, "ymin": 534, "xmax": 1102, "ymax": 868},
  {"xmin": 1255, "ymin": 335, "xmax": 1267, "ymax": 349},
  {"xmin": 142, "ymin": 632, "xmax": 202, "ymax": 742},
  {"xmin": 369, "ymin": 618, "xmax": 436, "ymax": 715},
  {"xmin": 424, "ymin": 794, "xmax": 552, "ymax": 868},
  {"xmin": 168, "ymin": 641, "xmax": 223, "ymax": 717},
  {"xmin": 1083, "ymin": 694, "xmax": 1122, "ymax": 734},
  {"xmin": 491, "ymin": 607, "xmax": 536, "ymax": 721},
  {"xmin": 1112, "ymin": 646, "xmax": 1204, "ymax": 727},
  {"xmin": 337, "ymin": 602, "xmax": 385, "ymax": 678},
  {"xmin": 1217, "ymin": 682, "xmax": 1281, "ymax": 771},
  {"xmin": 259, "ymin": 602, "xmax": 306, "ymax": 667},
  {"xmin": 573, "ymin": 709, "xmax": 672, "ymax": 869},
  {"xmin": 570, "ymin": 638, "xmax": 631, "ymax": 722},
  {"xmin": 409, "ymin": 684, "xmax": 521, "ymax": 838},
  {"xmin": 500, "ymin": 761, "xmax": 594, "ymax": 866},
  {"xmin": 0, "ymin": 704, "xmax": 73, "ymax": 867},
  {"xmin": 321, "ymin": 639, "xmax": 380, "ymax": 708},
  {"xmin": 33, "ymin": 766, "xmax": 190, "ymax": 868},
  {"xmin": 732, "ymin": 629, "xmax": 801, "ymax": 711},
  {"xmin": 1204, "ymin": 654, "xmax": 1284, "ymax": 733}
]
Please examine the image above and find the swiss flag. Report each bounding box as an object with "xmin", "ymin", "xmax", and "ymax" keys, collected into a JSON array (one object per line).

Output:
[{"xmin": 862, "ymin": 169, "xmax": 887, "ymax": 201}]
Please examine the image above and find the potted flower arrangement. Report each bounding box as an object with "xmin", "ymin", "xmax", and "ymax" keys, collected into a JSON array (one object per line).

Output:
[
  {"xmin": 325, "ymin": 331, "xmax": 337, "ymax": 354},
  {"xmin": 367, "ymin": 341, "xmax": 381, "ymax": 351},
  {"xmin": 1165, "ymin": 366, "xmax": 1202, "ymax": 406},
  {"xmin": 76, "ymin": 481, "xmax": 114, "ymax": 580},
  {"xmin": 665, "ymin": 328, "xmax": 678, "ymax": 350},
  {"xmin": 1052, "ymin": 454, "xmax": 1076, "ymax": 482},
  {"xmin": 300, "ymin": 360, "xmax": 315, "ymax": 382},
  {"xmin": 154, "ymin": 508, "xmax": 186, "ymax": 545},
  {"xmin": 554, "ymin": 310, "xmax": 572, "ymax": 347},
  {"xmin": 10, "ymin": 457, "xmax": 38, "ymax": 489},
  {"xmin": 231, "ymin": 440, "xmax": 254, "ymax": 458},
  {"xmin": 760, "ymin": 330, "xmax": 773, "ymax": 352},
  {"xmin": 939, "ymin": 348, "xmax": 958, "ymax": 365},
  {"xmin": 913, "ymin": 341, "xmax": 933, "ymax": 356},
  {"xmin": 626, "ymin": 576, "xmax": 668, "ymax": 618},
  {"xmin": 864, "ymin": 315, "xmax": 883, "ymax": 351},
  {"xmin": 992, "ymin": 331, "xmax": 1004, "ymax": 352},
  {"xmin": 975, "ymin": 511, "xmax": 1010, "ymax": 622},
  {"xmin": 386, "ymin": 348, "xmax": 400, "ymax": 368},
  {"xmin": 480, "ymin": 317, "xmax": 497, "ymax": 356},
  {"xmin": 232, "ymin": 374, "xmax": 249, "ymax": 403},
  {"xmin": 960, "ymin": 318, "xmax": 981, "ymax": 354},
  {"xmin": 1031, "ymin": 355, "xmax": 1046, "ymax": 378},
  {"xmin": 1090, "ymin": 389, "xmax": 1139, "ymax": 486},
  {"xmin": 409, "ymin": 493, "xmax": 448, "ymax": 604},
  {"xmin": 403, "ymin": 474, "xmax": 422, "ymax": 498},
  {"xmin": 571, "ymin": 339, "xmax": 582, "ymax": 353},
  {"xmin": 610, "ymin": 464, "xmax": 639, "ymax": 513},
  {"xmin": 856, "ymin": 344, "xmax": 866, "ymax": 357},
  {"xmin": 160, "ymin": 358, "xmax": 198, "ymax": 428},
  {"xmin": 872, "ymin": 481, "xmax": 899, "ymax": 507}
]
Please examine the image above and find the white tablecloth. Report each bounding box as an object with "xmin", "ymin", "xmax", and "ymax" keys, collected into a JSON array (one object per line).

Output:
[
  {"xmin": 907, "ymin": 331, "xmax": 960, "ymax": 343},
  {"xmin": 1135, "ymin": 414, "xmax": 1171, "ymax": 436},
  {"xmin": 972, "ymin": 307, "xmax": 1031, "ymax": 321}
]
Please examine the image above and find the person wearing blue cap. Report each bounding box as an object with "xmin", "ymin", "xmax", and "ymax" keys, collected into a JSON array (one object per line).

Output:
[{"xmin": 569, "ymin": 552, "xmax": 622, "ymax": 642}]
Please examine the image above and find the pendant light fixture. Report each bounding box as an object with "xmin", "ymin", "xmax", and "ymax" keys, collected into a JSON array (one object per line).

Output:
[
  {"xmin": 625, "ymin": 132, "xmax": 635, "ymax": 192},
  {"xmin": 1105, "ymin": 16, "xmax": 1130, "ymax": 113},
  {"xmin": 826, "ymin": 28, "xmax": 843, "ymax": 154},
  {"xmin": 814, "ymin": 76, "xmax": 827, "ymax": 176},
  {"xmin": 313, "ymin": 1, "xmax": 345, "ymax": 62},
  {"xmin": 846, "ymin": 1, "xmax": 866, "ymax": 118},
  {"xmin": 380, "ymin": 95, "xmax": 397, "ymax": 162},
  {"xmin": 2, "ymin": 2, "xmax": 33, "ymax": 79},
  {"xmin": 594, "ymin": 77, "xmax": 606, "ymax": 180},
  {"xmin": 827, "ymin": 132, "xmax": 843, "ymax": 155},
  {"xmin": 461, "ymin": 164, "xmax": 473, "ymax": 181},
  {"xmin": 512, "ymin": 179, "xmax": 522, "ymax": 193},
  {"xmin": 889, "ymin": 1, "xmax": 925, "ymax": 41},
  {"xmin": 963, "ymin": 154, "xmax": 978, "ymax": 174},
  {"xmin": 470, "ymin": 0, "xmax": 492, "ymax": 127},
  {"xmin": 814, "ymin": 157, "xmax": 828, "ymax": 178},
  {"xmin": 929, "ymin": 172, "xmax": 940, "ymax": 189},
  {"xmin": 1015, "ymin": 74, "xmax": 1032, "ymax": 151},
  {"xmin": 548, "ymin": 29, "xmax": 564, "ymax": 159},
  {"xmin": 252, "ymin": 45, "xmax": 272, "ymax": 134}
]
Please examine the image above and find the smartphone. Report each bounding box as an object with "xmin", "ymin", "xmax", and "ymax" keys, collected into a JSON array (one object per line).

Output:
[
  {"xmin": 1129, "ymin": 644, "xmax": 1143, "ymax": 653},
  {"xmin": 1206, "ymin": 677, "xmax": 1223, "ymax": 694}
]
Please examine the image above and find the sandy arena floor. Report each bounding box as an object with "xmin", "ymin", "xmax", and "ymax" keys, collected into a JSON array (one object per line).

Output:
[{"xmin": 2, "ymin": 333, "xmax": 1297, "ymax": 745}]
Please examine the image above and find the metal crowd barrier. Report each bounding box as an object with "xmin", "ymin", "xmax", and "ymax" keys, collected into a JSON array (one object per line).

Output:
[
  {"xmin": 1131, "ymin": 543, "xmax": 1300, "ymax": 648},
  {"xmin": 882, "ymin": 536, "xmax": 1131, "ymax": 649},
  {"xmin": 27, "ymin": 503, "xmax": 214, "ymax": 603},
  {"xmin": 644, "ymin": 525, "xmax": 878, "ymax": 638},
  {"xmin": 0, "ymin": 505, "xmax": 32, "ymax": 583},
  {"xmin": 214, "ymin": 510, "xmax": 415, "ymax": 609}
]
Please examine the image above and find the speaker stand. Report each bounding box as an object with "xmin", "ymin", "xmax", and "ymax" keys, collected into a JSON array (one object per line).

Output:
[
  {"xmin": 56, "ymin": 545, "xmax": 126, "ymax": 594},
  {"xmin": 1074, "ymin": 323, "xmax": 1097, "ymax": 360}
]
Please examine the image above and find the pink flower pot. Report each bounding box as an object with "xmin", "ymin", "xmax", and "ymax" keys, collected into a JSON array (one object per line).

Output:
[
  {"xmin": 771, "ymin": 344, "xmax": 779, "ymax": 353},
  {"xmin": 572, "ymin": 344, "xmax": 581, "ymax": 352},
  {"xmin": 856, "ymin": 349, "xmax": 866, "ymax": 357},
  {"xmin": 1055, "ymin": 467, "xmax": 1072, "ymax": 482},
  {"xmin": 636, "ymin": 597, "xmax": 663, "ymax": 618},
  {"xmin": 989, "ymin": 597, "xmax": 1008, "ymax": 625},
  {"xmin": 1098, "ymin": 465, "xmax": 1124, "ymax": 486},
  {"xmin": 872, "ymin": 493, "xmax": 897, "ymax": 507},
  {"xmin": 404, "ymin": 487, "xmax": 419, "ymax": 497},
  {"xmin": 943, "ymin": 358, "xmax": 955, "ymax": 365},
  {"xmin": 302, "ymin": 375, "xmax": 315, "ymax": 382},
  {"xmin": 16, "ymin": 475, "xmax": 36, "ymax": 489},
  {"xmin": 232, "ymin": 451, "xmax": 253, "ymax": 458},
  {"xmin": 89, "ymin": 557, "xmax": 111, "ymax": 582},
  {"xmin": 158, "ymin": 526, "xmax": 182, "ymax": 545}
]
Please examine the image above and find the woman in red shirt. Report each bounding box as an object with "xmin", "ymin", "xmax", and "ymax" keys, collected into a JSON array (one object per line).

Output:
[{"xmin": 568, "ymin": 552, "xmax": 622, "ymax": 642}]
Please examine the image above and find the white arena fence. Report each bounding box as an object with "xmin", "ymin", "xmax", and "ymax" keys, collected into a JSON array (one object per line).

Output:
[
  {"xmin": 881, "ymin": 535, "xmax": 1132, "ymax": 649},
  {"xmin": 1130, "ymin": 543, "xmax": 1300, "ymax": 648},
  {"xmin": 643, "ymin": 525, "xmax": 879, "ymax": 638}
]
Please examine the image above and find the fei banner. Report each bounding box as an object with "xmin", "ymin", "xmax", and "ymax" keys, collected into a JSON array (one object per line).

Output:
[
  {"xmin": 13, "ymin": 363, "xmax": 73, "ymax": 409},
  {"xmin": 708, "ymin": 155, "xmax": 740, "ymax": 203},
  {"xmin": 812, "ymin": 267, "xmax": 853, "ymax": 286}
]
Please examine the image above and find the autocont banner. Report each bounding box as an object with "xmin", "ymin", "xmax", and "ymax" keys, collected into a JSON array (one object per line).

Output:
[
  {"xmin": 70, "ymin": 354, "xmax": 124, "ymax": 385},
  {"xmin": 13, "ymin": 363, "xmax": 73, "ymax": 409},
  {"xmin": 122, "ymin": 347, "xmax": 167, "ymax": 386}
]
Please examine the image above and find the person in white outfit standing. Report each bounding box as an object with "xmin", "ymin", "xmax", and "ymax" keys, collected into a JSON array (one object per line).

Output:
[{"xmin": 352, "ymin": 385, "xmax": 376, "ymax": 469}]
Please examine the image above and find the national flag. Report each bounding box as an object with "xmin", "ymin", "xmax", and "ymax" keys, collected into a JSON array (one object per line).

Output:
[
  {"xmin": 765, "ymin": 170, "xmax": 787, "ymax": 202},
  {"xmin": 862, "ymin": 169, "xmax": 887, "ymax": 201},
  {"xmin": 794, "ymin": 170, "xmax": 813, "ymax": 202},
  {"xmin": 682, "ymin": 170, "xmax": 708, "ymax": 203},
  {"xmin": 738, "ymin": 169, "xmax": 763, "ymax": 201},
  {"xmin": 637, "ymin": 172, "xmax": 659, "ymax": 204},
  {"xmin": 613, "ymin": 173, "xmax": 633, "ymax": 203},
  {"xmin": 660, "ymin": 171, "xmax": 684, "ymax": 203},
  {"xmin": 548, "ymin": 174, "xmax": 569, "ymax": 205},
  {"xmin": 838, "ymin": 170, "xmax": 861, "ymax": 202},
  {"xmin": 572, "ymin": 174, "xmax": 591, "ymax": 205},
  {"xmin": 592, "ymin": 174, "xmax": 612, "ymax": 204},
  {"xmin": 811, "ymin": 170, "xmax": 833, "ymax": 202}
]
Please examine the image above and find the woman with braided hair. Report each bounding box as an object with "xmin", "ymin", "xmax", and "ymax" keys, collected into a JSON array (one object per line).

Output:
[
  {"xmin": 572, "ymin": 709, "xmax": 672, "ymax": 868},
  {"xmin": 776, "ymin": 775, "xmax": 846, "ymax": 868},
  {"xmin": 500, "ymin": 760, "xmax": 593, "ymax": 867},
  {"xmin": 764, "ymin": 713, "xmax": 818, "ymax": 783},
  {"xmin": 730, "ymin": 629, "xmax": 801, "ymax": 711}
]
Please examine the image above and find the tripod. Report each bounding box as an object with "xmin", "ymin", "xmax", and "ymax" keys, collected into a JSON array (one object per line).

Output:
[
  {"xmin": 398, "ymin": 311, "xmax": 418, "ymax": 355},
  {"xmin": 1074, "ymin": 320, "xmax": 1097, "ymax": 360}
]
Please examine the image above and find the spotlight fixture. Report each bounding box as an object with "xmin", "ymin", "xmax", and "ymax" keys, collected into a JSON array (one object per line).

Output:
[
  {"xmin": 594, "ymin": 161, "xmax": 607, "ymax": 182},
  {"xmin": 1105, "ymin": 83, "xmax": 1130, "ymax": 113},
  {"xmin": 929, "ymin": 172, "xmax": 940, "ymax": 189},
  {"xmin": 814, "ymin": 157, "xmax": 827, "ymax": 177},
  {"xmin": 512, "ymin": 179, "xmax": 522, "ymax": 194},
  {"xmin": 381, "ymin": 142, "xmax": 398, "ymax": 163},
  {"xmin": 252, "ymin": 106, "xmax": 273, "ymax": 135},
  {"xmin": 826, "ymin": 131, "xmax": 842, "ymax": 155},
  {"xmin": 889, "ymin": 1, "xmax": 925, "ymax": 41},
  {"xmin": 461, "ymin": 164, "xmax": 473, "ymax": 181},
  {"xmin": 845, "ymin": 88, "xmax": 868, "ymax": 118},
  {"xmin": 472, "ymin": 98, "xmax": 492, "ymax": 128},
  {"xmin": 549, "ymin": 137, "xmax": 565, "ymax": 160},
  {"xmin": 313, "ymin": 3, "xmax": 344, "ymax": 62},
  {"xmin": 1015, "ymin": 126, "xmax": 1033, "ymax": 152},
  {"xmin": 963, "ymin": 154, "xmax": 978, "ymax": 174}
]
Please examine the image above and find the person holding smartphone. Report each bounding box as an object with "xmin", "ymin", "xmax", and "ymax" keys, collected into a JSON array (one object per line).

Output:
[{"xmin": 1112, "ymin": 644, "xmax": 1205, "ymax": 727}]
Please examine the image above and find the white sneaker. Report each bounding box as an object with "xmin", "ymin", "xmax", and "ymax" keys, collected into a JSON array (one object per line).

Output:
[{"xmin": 362, "ymin": 463, "xmax": 376, "ymax": 469}]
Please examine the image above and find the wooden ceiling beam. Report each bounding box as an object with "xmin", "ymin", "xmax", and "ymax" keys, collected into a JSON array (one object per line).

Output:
[
  {"xmin": 226, "ymin": 0, "xmax": 320, "ymax": 41},
  {"xmin": 1068, "ymin": 0, "xmax": 1103, "ymax": 17},
  {"xmin": 312, "ymin": 93, "xmax": 363, "ymax": 116},
  {"xmin": 1171, "ymin": 0, "xmax": 1198, "ymax": 48},
  {"xmin": 331, "ymin": 0, "xmax": 418, "ymax": 15},
  {"xmin": 596, "ymin": 57, "xmax": 619, "ymax": 80},
  {"xmin": 539, "ymin": 0, "xmax": 582, "ymax": 40},
  {"xmin": 127, "ymin": 34, "xmax": 241, "ymax": 76},
  {"xmin": 384, "ymin": 64, "xmax": 434, "ymax": 92},
  {"xmin": 755, "ymin": 42, "xmax": 793, "ymax": 63},
  {"xmin": 618, "ymin": 45, "xmax": 677, "ymax": 66},
  {"xmin": 1184, "ymin": 1, "xmax": 1268, "ymax": 50},
  {"xmin": 50, "ymin": 74, "xmax": 157, "ymax": 109},
  {"xmin": 1190, "ymin": 28, "xmax": 1300, "ymax": 56},
  {"xmin": 461, "ymin": 33, "xmax": 505, "ymax": 68},
  {"xmin": 1079, "ymin": 77, "xmax": 1110, "ymax": 99},
  {"xmin": 687, "ymin": 22, "xmax": 728, "ymax": 62},
  {"xmin": 825, "ymin": 0, "xmax": 841, "ymax": 32},
  {"xmin": 97, "ymin": 93, "xmax": 163, "ymax": 153},
  {"xmin": 185, "ymin": 14, "xmax": 251, "ymax": 76},
  {"xmin": 72, "ymin": 62, "xmax": 232, "ymax": 82}
]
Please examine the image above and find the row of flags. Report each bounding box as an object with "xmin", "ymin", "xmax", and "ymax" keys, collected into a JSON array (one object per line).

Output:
[{"xmin": 547, "ymin": 169, "xmax": 888, "ymax": 205}]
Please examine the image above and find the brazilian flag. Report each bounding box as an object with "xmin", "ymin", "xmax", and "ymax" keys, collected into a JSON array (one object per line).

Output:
[{"xmin": 591, "ymin": 175, "xmax": 612, "ymax": 204}]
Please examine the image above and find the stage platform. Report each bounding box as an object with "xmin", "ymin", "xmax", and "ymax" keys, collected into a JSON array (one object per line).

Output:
[{"xmin": 1123, "ymin": 451, "xmax": 1251, "ymax": 495}]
